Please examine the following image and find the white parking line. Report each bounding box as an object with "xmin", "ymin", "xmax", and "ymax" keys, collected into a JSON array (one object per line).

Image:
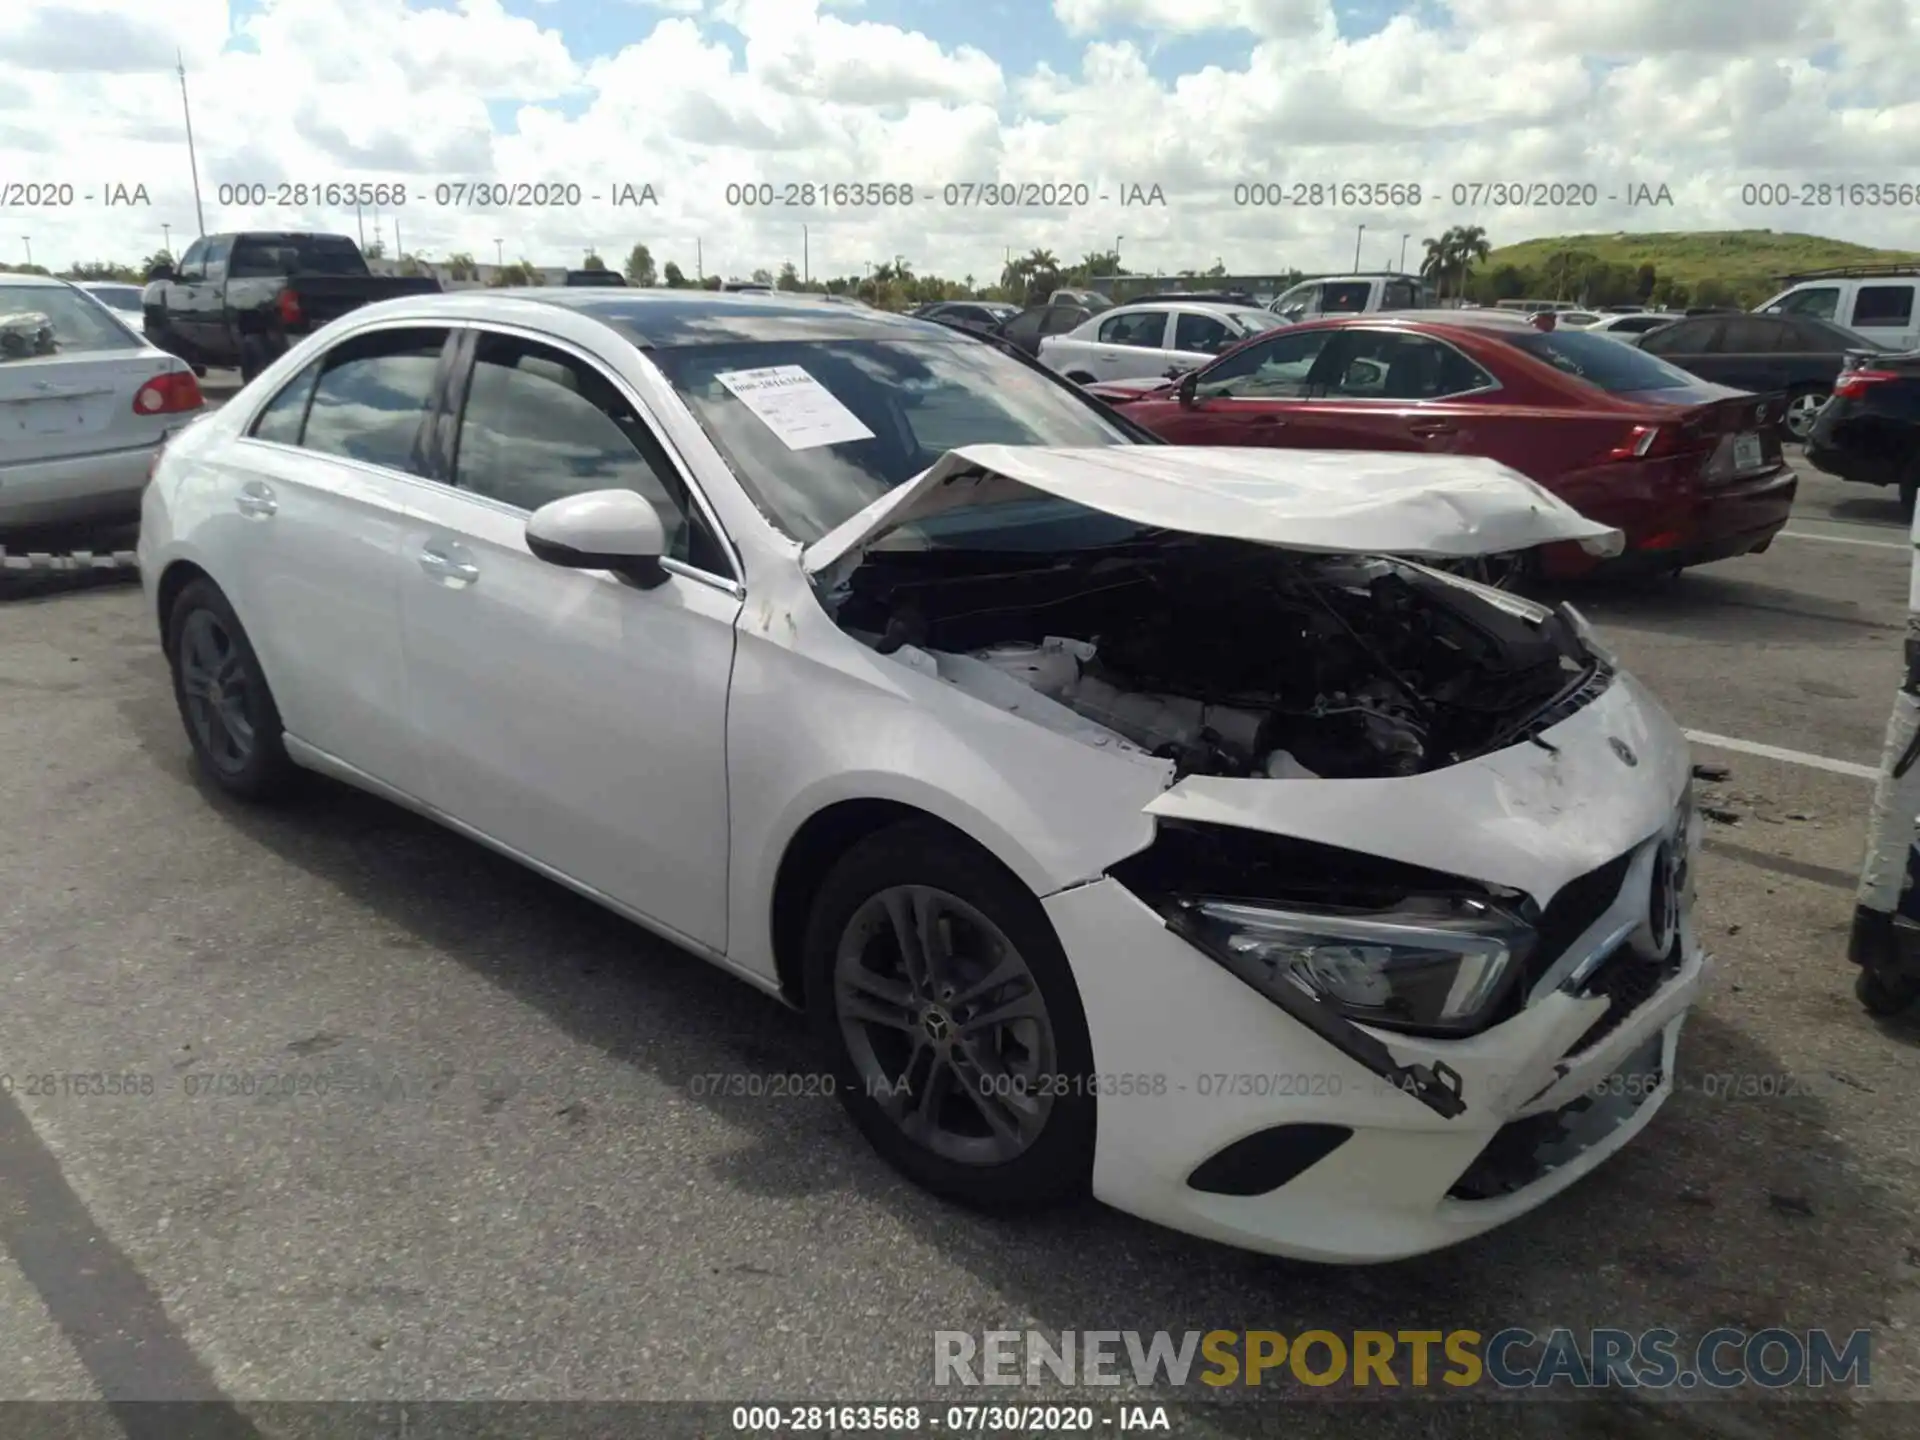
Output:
[
  {"xmin": 1685, "ymin": 730, "xmax": 1879, "ymax": 781},
  {"xmin": 1778, "ymin": 529, "xmax": 1910, "ymax": 552}
]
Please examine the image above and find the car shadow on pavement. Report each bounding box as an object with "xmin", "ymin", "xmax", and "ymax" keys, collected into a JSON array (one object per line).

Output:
[{"xmin": 110, "ymin": 675, "xmax": 1910, "ymax": 1439}]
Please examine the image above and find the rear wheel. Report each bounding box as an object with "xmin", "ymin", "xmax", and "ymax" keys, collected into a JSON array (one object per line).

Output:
[
  {"xmin": 1783, "ymin": 386, "xmax": 1829, "ymax": 442},
  {"xmin": 166, "ymin": 579, "xmax": 297, "ymax": 801},
  {"xmin": 1899, "ymin": 463, "xmax": 1918, "ymax": 519},
  {"xmin": 804, "ymin": 821, "xmax": 1096, "ymax": 1212},
  {"xmin": 1856, "ymin": 968, "xmax": 1920, "ymax": 1018},
  {"xmin": 238, "ymin": 334, "xmax": 273, "ymax": 383}
]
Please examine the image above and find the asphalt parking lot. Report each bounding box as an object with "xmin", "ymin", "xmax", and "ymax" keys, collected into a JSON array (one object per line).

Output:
[{"xmin": 1, "ymin": 450, "xmax": 1916, "ymax": 1439}]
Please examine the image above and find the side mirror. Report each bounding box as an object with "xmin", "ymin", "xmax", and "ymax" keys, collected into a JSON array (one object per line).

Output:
[
  {"xmin": 1176, "ymin": 370, "xmax": 1199, "ymax": 408},
  {"xmin": 525, "ymin": 489, "xmax": 669, "ymax": 589},
  {"xmin": 148, "ymin": 262, "xmax": 175, "ymax": 283}
]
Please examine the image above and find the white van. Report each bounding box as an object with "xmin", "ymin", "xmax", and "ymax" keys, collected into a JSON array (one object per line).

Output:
[
  {"xmin": 1267, "ymin": 272, "xmax": 1436, "ymax": 320},
  {"xmin": 1757, "ymin": 268, "xmax": 1920, "ymax": 354}
]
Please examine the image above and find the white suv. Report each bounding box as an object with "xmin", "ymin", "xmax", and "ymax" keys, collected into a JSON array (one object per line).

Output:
[
  {"xmin": 1268, "ymin": 273, "xmax": 1436, "ymax": 321},
  {"xmin": 1757, "ymin": 270, "xmax": 1920, "ymax": 353}
]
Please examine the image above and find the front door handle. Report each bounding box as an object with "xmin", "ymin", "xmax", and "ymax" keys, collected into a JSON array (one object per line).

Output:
[
  {"xmin": 1248, "ymin": 414, "xmax": 1288, "ymax": 426},
  {"xmin": 235, "ymin": 481, "xmax": 276, "ymax": 518},
  {"xmin": 1408, "ymin": 422, "xmax": 1456, "ymax": 437},
  {"xmin": 418, "ymin": 546, "xmax": 480, "ymax": 584}
]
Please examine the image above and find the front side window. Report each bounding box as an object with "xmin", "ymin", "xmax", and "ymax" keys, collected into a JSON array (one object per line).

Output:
[
  {"xmin": 202, "ymin": 236, "xmax": 234, "ymax": 282},
  {"xmin": 249, "ymin": 358, "xmax": 323, "ymax": 443},
  {"xmin": 1098, "ymin": 311, "xmax": 1167, "ymax": 348},
  {"xmin": 1768, "ymin": 287, "xmax": 1840, "ymax": 320},
  {"xmin": 1320, "ymin": 331, "xmax": 1494, "ymax": 400},
  {"xmin": 299, "ymin": 327, "xmax": 450, "ymax": 473},
  {"xmin": 452, "ymin": 333, "xmax": 721, "ymax": 570},
  {"xmin": 1320, "ymin": 282, "xmax": 1373, "ymax": 314},
  {"xmin": 0, "ymin": 285, "xmax": 141, "ymax": 356},
  {"xmin": 1195, "ymin": 327, "xmax": 1336, "ymax": 399},
  {"xmin": 1272, "ymin": 283, "xmax": 1320, "ymax": 316},
  {"xmin": 1172, "ymin": 312, "xmax": 1235, "ymax": 354},
  {"xmin": 175, "ymin": 239, "xmax": 208, "ymax": 281}
]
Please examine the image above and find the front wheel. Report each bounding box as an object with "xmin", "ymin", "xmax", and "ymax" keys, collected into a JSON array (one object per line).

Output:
[
  {"xmin": 1783, "ymin": 387, "xmax": 1829, "ymax": 442},
  {"xmin": 166, "ymin": 578, "xmax": 298, "ymax": 801},
  {"xmin": 804, "ymin": 821, "xmax": 1097, "ymax": 1212}
]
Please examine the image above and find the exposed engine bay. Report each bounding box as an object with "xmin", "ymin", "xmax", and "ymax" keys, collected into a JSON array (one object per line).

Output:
[{"xmin": 825, "ymin": 535, "xmax": 1609, "ymax": 780}]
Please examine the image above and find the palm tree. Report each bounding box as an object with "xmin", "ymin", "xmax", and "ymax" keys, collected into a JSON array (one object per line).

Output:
[
  {"xmin": 1419, "ymin": 233, "xmax": 1453, "ymax": 298},
  {"xmin": 1451, "ymin": 225, "xmax": 1491, "ymax": 294}
]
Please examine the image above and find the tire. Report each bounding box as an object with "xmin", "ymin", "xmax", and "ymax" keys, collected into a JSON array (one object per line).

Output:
[
  {"xmin": 1856, "ymin": 968, "xmax": 1920, "ymax": 1018},
  {"xmin": 165, "ymin": 578, "xmax": 298, "ymax": 801},
  {"xmin": 1900, "ymin": 472, "xmax": 1917, "ymax": 519},
  {"xmin": 1783, "ymin": 386, "xmax": 1829, "ymax": 443},
  {"xmin": 238, "ymin": 334, "xmax": 271, "ymax": 383},
  {"xmin": 803, "ymin": 820, "xmax": 1097, "ymax": 1212}
]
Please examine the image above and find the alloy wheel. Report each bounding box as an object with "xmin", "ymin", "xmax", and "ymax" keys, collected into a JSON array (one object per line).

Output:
[
  {"xmin": 177, "ymin": 608, "xmax": 256, "ymax": 774},
  {"xmin": 833, "ymin": 884, "xmax": 1058, "ymax": 1166},
  {"xmin": 1785, "ymin": 391, "xmax": 1828, "ymax": 440}
]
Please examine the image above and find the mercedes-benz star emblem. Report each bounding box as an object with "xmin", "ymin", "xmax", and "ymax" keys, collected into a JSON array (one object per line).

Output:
[{"xmin": 1609, "ymin": 737, "xmax": 1638, "ymax": 766}]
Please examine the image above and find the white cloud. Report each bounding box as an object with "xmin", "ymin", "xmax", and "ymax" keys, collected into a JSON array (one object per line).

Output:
[{"xmin": 2, "ymin": 0, "xmax": 1916, "ymax": 282}]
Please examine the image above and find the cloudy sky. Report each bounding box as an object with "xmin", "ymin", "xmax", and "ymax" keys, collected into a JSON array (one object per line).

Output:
[{"xmin": 1, "ymin": 0, "xmax": 1915, "ymax": 281}]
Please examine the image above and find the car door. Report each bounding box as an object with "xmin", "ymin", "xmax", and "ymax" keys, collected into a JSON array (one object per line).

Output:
[
  {"xmin": 1271, "ymin": 328, "xmax": 1506, "ymax": 454},
  {"xmin": 191, "ymin": 235, "xmax": 234, "ymax": 355},
  {"xmin": 1636, "ymin": 318, "xmax": 1727, "ymax": 384},
  {"xmin": 224, "ymin": 323, "xmax": 454, "ymax": 790},
  {"xmin": 1845, "ymin": 283, "xmax": 1920, "ymax": 353},
  {"xmin": 395, "ymin": 326, "xmax": 742, "ymax": 950},
  {"xmin": 1132, "ymin": 325, "xmax": 1341, "ymax": 444},
  {"xmin": 1167, "ymin": 310, "xmax": 1241, "ymax": 376},
  {"xmin": 1697, "ymin": 316, "xmax": 1796, "ymax": 393},
  {"xmin": 159, "ymin": 238, "xmax": 211, "ymax": 353},
  {"xmin": 1082, "ymin": 309, "xmax": 1174, "ymax": 380}
]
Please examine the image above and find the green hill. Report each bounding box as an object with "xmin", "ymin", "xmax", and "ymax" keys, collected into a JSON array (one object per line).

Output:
[{"xmin": 1473, "ymin": 230, "xmax": 1920, "ymax": 307}]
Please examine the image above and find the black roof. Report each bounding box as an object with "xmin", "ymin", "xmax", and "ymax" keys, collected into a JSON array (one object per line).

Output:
[{"xmin": 520, "ymin": 289, "xmax": 957, "ymax": 347}]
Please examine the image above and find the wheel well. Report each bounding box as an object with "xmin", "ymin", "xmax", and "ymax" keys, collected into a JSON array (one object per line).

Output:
[
  {"xmin": 154, "ymin": 560, "xmax": 211, "ymax": 654},
  {"xmin": 769, "ymin": 799, "xmax": 1018, "ymax": 1008}
]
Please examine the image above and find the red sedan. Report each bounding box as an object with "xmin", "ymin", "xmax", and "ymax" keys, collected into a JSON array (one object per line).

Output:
[{"xmin": 1085, "ymin": 311, "xmax": 1796, "ymax": 578}]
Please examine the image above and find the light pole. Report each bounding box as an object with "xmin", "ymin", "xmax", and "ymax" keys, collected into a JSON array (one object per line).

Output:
[
  {"xmin": 162, "ymin": 222, "xmax": 172, "ymax": 257},
  {"xmin": 1353, "ymin": 223, "xmax": 1366, "ymax": 271},
  {"xmin": 1400, "ymin": 233, "xmax": 1410, "ymax": 271},
  {"xmin": 21, "ymin": 236, "xmax": 30, "ymax": 267},
  {"xmin": 802, "ymin": 224, "xmax": 809, "ymax": 285},
  {"xmin": 1115, "ymin": 233, "xmax": 1123, "ymax": 269},
  {"xmin": 494, "ymin": 238, "xmax": 504, "ymax": 268},
  {"xmin": 177, "ymin": 51, "xmax": 206, "ymax": 237}
]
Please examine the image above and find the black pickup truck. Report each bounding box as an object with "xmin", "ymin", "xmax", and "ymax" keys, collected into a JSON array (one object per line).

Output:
[{"xmin": 141, "ymin": 232, "xmax": 442, "ymax": 381}]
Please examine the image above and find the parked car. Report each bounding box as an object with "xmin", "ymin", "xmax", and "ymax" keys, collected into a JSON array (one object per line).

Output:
[
  {"xmin": 992, "ymin": 300, "xmax": 1098, "ymax": 358},
  {"xmin": 1556, "ymin": 312, "xmax": 1604, "ymax": 329},
  {"xmin": 1269, "ymin": 273, "xmax": 1435, "ymax": 321},
  {"xmin": 564, "ymin": 270, "xmax": 628, "ymax": 287},
  {"xmin": 0, "ymin": 273, "xmax": 204, "ymax": 533},
  {"xmin": 1087, "ymin": 310, "xmax": 1795, "ymax": 578},
  {"xmin": 918, "ymin": 301, "xmax": 1019, "ymax": 334},
  {"xmin": 138, "ymin": 287, "xmax": 1705, "ymax": 1263},
  {"xmin": 1757, "ymin": 267, "xmax": 1920, "ymax": 355},
  {"xmin": 1635, "ymin": 311, "xmax": 1874, "ymax": 440},
  {"xmin": 75, "ymin": 280, "xmax": 146, "ymax": 324},
  {"xmin": 1585, "ymin": 312, "xmax": 1678, "ymax": 341},
  {"xmin": 1806, "ymin": 349, "xmax": 1920, "ymax": 511},
  {"xmin": 141, "ymin": 231, "xmax": 442, "ymax": 382},
  {"xmin": 1039, "ymin": 301, "xmax": 1287, "ymax": 384},
  {"xmin": 1045, "ymin": 287, "xmax": 1114, "ymax": 311}
]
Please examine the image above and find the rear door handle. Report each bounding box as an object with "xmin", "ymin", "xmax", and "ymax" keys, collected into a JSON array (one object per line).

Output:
[
  {"xmin": 235, "ymin": 481, "xmax": 276, "ymax": 518},
  {"xmin": 1408, "ymin": 422, "xmax": 1456, "ymax": 437},
  {"xmin": 1248, "ymin": 414, "xmax": 1288, "ymax": 426},
  {"xmin": 418, "ymin": 546, "xmax": 480, "ymax": 584}
]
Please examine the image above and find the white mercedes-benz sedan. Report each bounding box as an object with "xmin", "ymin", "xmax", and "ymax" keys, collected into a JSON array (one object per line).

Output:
[{"xmin": 137, "ymin": 289, "xmax": 1708, "ymax": 1263}]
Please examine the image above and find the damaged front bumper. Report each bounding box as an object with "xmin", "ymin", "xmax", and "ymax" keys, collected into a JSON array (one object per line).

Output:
[
  {"xmin": 1050, "ymin": 873, "xmax": 1707, "ymax": 1263},
  {"xmin": 1047, "ymin": 675, "xmax": 1708, "ymax": 1263}
]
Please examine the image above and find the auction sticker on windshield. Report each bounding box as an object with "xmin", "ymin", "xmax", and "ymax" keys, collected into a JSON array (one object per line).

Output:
[{"xmin": 715, "ymin": 365, "xmax": 875, "ymax": 450}]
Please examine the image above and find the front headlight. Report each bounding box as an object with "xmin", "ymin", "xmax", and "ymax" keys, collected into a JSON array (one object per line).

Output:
[{"xmin": 1164, "ymin": 895, "xmax": 1537, "ymax": 1036}]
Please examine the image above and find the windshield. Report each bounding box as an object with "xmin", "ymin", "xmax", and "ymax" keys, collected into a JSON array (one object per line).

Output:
[
  {"xmin": 1493, "ymin": 328, "xmax": 1702, "ymax": 392},
  {"xmin": 0, "ymin": 285, "xmax": 142, "ymax": 357},
  {"xmin": 647, "ymin": 338, "xmax": 1142, "ymax": 545},
  {"xmin": 1226, "ymin": 307, "xmax": 1288, "ymax": 335}
]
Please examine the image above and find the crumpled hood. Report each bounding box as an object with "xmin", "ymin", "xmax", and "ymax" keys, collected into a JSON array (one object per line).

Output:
[
  {"xmin": 1144, "ymin": 670, "xmax": 1689, "ymax": 907},
  {"xmin": 802, "ymin": 444, "xmax": 1624, "ymax": 575}
]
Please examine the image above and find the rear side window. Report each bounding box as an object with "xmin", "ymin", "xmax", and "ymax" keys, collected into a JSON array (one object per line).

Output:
[
  {"xmin": 0, "ymin": 285, "xmax": 141, "ymax": 355},
  {"xmin": 1718, "ymin": 318, "xmax": 1786, "ymax": 352},
  {"xmin": 1638, "ymin": 320, "xmax": 1718, "ymax": 354},
  {"xmin": 1496, "ymin": 329, "xmax": 1702, "ymax": 392},
  {"xmin": 1321, "ymin": 282, "xmax": 1372, "ymax": 314},
  {"xmin": 249, "ymin": 358, "xmax": 322, "ymax": 444},
  {"xmin": 1854, "ymin": 285, "xmax": 1916, "ymax": 327},
  {"xmin": 232, "ymin": 236, "xmax": 368, "ymax": 279},
  {"xmin": 1173, "ymin": 312, "xmax": 1236, "ymax": 354},
  {"xmin": 300, "ymin": 327, "xmax": 450, "ymax": 473}
]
